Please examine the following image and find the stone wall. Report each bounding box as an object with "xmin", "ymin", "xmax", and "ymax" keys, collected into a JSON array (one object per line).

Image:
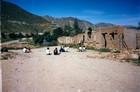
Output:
[
  {"xmin": 58, "ymin": 34, "xmax": 84, "ymax": 44},
  {"xmin": 58, "ymin": 26, "xmax": 139, "ymax": 50},
  {"xmin": 136, "ymin": 31, "xmax": 140, "ymax": 49},
  {"xmin": 58, "ymin": 30, "xmax": 96, "ymax": 46},
  {"xmin": 95, "ymin": 26, "xmax": 124, "ymax": 50},
  {"xmin": 57, "ymin": 36, "xmax": 74, "ymax": 44},
  {"xmin": 123, "ymin": 28, "xmax": 137, "ymax": 50},
  {"xmin": 95, "ymin": 26, "xmax": 139, "ymax": 50}
]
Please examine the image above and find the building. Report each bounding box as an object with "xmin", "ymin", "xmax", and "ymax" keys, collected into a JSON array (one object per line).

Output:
[{"xmin": 58, "ymin": 26, "xmax": 140, "ymax": 50}]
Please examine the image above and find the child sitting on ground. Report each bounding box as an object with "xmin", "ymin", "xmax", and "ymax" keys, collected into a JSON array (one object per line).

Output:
[
  {"xmin": 54, "ymin": 48, "xmax": 60, "ymax": 55},
  {"xmin": 46, "ymin": 47, "xmax": 52, "ymax": 55}
]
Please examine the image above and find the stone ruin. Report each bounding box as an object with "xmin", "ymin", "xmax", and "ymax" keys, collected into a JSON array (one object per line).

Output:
[{"xmin": 58, "ymin": 26, "xmax": 140, "ymax": 51}]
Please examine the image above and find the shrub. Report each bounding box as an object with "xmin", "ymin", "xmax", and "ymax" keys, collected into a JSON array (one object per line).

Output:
[
  {"xmin": 1, "ymin": 47, "xmax": 8, "ymax": 53},
  {"xmin": 98, "ymin": 48, "xmax": 111, "ymax": 52},
  {"xmin": 86, "ymin": 46, "xmax": 95, "ymax": 50},
  {"xmin": 124, "ymin": 59, "xmax": 140, "ymax": 66}
]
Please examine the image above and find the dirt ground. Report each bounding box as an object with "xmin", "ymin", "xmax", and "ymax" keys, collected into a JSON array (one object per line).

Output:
[{"xmin": 1, "ymin": 47, "xmax": 140, "ymax": 92}]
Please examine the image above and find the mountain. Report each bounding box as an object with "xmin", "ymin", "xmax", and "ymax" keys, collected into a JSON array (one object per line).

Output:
[
  {"xmin": 42, "ymin": 15, "xmax": 96, "ymax": 30},
  {"xmin": 1, "ymin": 1, "xmax": 58, "ymax": 33},
  {"xmin": 95, "ymin": 22, "xmax": 115, "ymax": 28},
  {"xmin": 123, "ymin": 25, "xmax": 139, "ymax": 30}
]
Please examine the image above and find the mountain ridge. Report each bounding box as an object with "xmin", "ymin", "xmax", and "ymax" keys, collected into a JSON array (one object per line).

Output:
[
  {"xmin": 1, "ymin": 1, "xmax": 57, "ymax": 33},
  {"xmin": 42, "ymin": 15, "xmax": 96, "ymax": 30}
]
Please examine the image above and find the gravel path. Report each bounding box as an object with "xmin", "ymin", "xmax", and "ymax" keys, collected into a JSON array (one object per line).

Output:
[{"xmin": 1, "ymin": 47, "xmax": 140, "ymax": 92}]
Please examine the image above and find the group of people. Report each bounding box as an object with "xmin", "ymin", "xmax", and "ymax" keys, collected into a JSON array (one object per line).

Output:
[
  {"xmin": 78, "ymin": 46, "xmax": 86, "ymax": 52},
  {"xmin": 59, "ymin": 46, "xmax": 69, "ymax": 52},
  {"xmin": 23, "ymin": 45, "xmax": 85, "ymax": 55},
  {"xmin": 23, "ymin": 47, "xmax": 32, "ymax": 53},
  {"xmin": 46, "ymin": 47, "xmax": 60, "ymax": 55},
  {"xmin": 46, "ymin": 46, "xmax": 69, "ymax": 55}
]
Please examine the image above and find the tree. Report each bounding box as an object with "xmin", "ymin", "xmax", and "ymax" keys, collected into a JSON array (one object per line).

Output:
[
  {"xmin": 73, "ymin": 19, "xmax": 82, "ymax": 35},
  {"xmin": 17, "ymin": 32, "xmax": 24, "ymax": 38},
  {"xmin": 43, "ymin": 32, "xmax": 53, "ymax": 42},
  {"xmin": 138, "ymin": 22, "xmax": 140, "ymax": 29},
  {"xmin": 43, "ymin": 32, "xmax": 50, "ymax": 37},
  {"xmin": 63, "ymin": 23, "xmax": 72, "ymax": 36},
  {"xmin": 33, "ymin": 34, "xmax": 44, "ymax": 45},
  {"xmin": 53, "ymin": 27, "xmax": 63, "ymax": 37},
  {"xmin": 25, "ymin": 33, "xmax": 30, "ymax": 38},
  {"xmin": 30, "ymin": 32, "xmax": 35, "ymax": 37},
  {"xmin": 87, "ymin": 27, "xmax": 92, "ymax": 38},
  {"xmin": 1, "ymin": 32, "xmax": 6, "ymax": 39},
  {"xmin": 8, "ymin": 32, "xmax": 17, "ymax": 39}
]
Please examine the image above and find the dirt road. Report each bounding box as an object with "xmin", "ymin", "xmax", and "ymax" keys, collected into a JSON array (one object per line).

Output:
[{"xmin": 1, "ymin": 47, "xmax": 140, "ymax": 92}]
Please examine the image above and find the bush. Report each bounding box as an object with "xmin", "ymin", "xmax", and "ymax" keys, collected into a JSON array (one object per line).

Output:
[
  {"xmin": 43, "ymin": 41, "xmax": 58, "ymax": 46},
  {"xmin": 27, "ymin": 39, "xmax": 34, "ymax": 45},
  {"xmin": 124, "ymin": 59, "xmax": 140, "ymax": 66},
  {"xmin": 1, "ymin": 47, "xmax": 8, "ymax": 53},
  {"xmin": 86, "ymin": 46, "xmax": 95, "ymax": 50},
  {"xmin": 98, "ymin": 48, "xmax": 111, "ymax": 52},
  {"xmin": 33, "ymin": 35, "xmax": 44, "ymax": 45}
]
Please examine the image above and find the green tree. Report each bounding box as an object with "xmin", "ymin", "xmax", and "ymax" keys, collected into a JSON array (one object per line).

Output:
[
  {"xmin": 73, "ymin": 19, "xmax": 82, "ymax": 35},
  {"xmin": 30, "ymin": 32, "xmax": 35, "ymax": 37},
  {"xmin": 25, "ymin": 33, "xmax": 30, "ymax": 38},
  {"xmin": 53, "ymin": 27, "xmax": 63, "ymax": 37},
  {"xmin": 87, "ymin": 27, "xmax": 92, "ymax": 38},
  {"xmin": 138, "ymin": 22, "xmax": 140, "ymax": 29},
  {"xmin": 63, "ymin": 23, "xmax": 72, "ymax": 36},
  {"xmin": 43, "ymin": 32, "xmax": 52, "ymax": 42},
  {"xmin": 8, "ymin": 32, "xmax": 17, "ymax": 39},
  {"xmin": 17, "ymin": 32, "xmax": 24, "ymax": 38},
  {"xmin": 33, "ymin": 34, "xmax": 44, "ymax": 45},
  {"xmin": 1, "ymin": 32, "xmax": 6, "ymax": 39}
]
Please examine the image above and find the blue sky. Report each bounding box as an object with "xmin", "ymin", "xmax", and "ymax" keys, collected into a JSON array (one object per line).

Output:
[{"xmin": 4, "ymin": 0, "xmax": 140, "ymax": 26}]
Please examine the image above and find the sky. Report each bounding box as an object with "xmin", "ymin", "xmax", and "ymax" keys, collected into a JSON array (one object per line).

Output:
[{"xmin": 4, "ymin": 0, "xmax": 140, "ymax": 26}]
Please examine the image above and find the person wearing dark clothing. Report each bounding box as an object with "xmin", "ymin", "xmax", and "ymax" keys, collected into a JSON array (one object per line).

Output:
[
  {"xmin": 59, "ymin": 46, "xmax": 65, "ymax": 52},
  {"xmin": 54, "ymin": 48, "xmax": 59, "ymax": 55}
]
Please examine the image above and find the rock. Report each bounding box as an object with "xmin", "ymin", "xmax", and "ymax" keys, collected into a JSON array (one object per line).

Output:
[
  {"xmin": 118, "ymin": 54, "xmax": 139, "ymax": 60},
  {"xmin": 130, "ymin": 54, "xmax": 139, "ymax": 59}
]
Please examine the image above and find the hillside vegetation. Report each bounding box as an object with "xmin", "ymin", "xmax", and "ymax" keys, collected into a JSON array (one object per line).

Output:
[
  {"xmin": 1, "ymin": 1, "xmax": 57, "ymax": 33},
  {"xmin": 43, "ymin": 15, "xmax": 96, "ymax": 30}
]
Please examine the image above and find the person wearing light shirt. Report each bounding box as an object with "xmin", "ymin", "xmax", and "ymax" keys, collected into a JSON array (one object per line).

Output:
[{"xmin": 46, "ymin": 47, "xmax": 51, "ymax": 55}]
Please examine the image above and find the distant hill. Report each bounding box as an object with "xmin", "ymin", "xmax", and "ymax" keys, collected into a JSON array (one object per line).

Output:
[
  {"xmin": 95, "ymin": 22, "xmax": 115, "ymax": 28},
  {"xmin": 1, "ymin": 1, "xmax": 57, "ymax": 33},
  {"xmin": 123, "ymin": 25, "xmax": 139, "ymax": 30},
  {"xmin": 42, "ymin": 15, "xmax": 96, "ymax": 30}
]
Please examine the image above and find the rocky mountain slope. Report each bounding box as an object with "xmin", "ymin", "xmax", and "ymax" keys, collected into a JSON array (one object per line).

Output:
[{"xmin": 1, "ymin": 1, "xmax": 57, "ymax": 33}]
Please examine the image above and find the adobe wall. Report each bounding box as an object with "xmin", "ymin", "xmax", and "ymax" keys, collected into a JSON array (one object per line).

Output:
[
  {"xmin": 73, "ymin": 34, "xmax": 84, "ymax": 44},
  {"xmin": 136, "ymin": 31, "xmax": 140, "ymax": 49},
  {"xmin": 57, "ymin": 34, "xmax": 84, "ymax": 44},
  {"xmin": 84, "ymin": 30, "xmax": 94, "ymax": 42},
  {"xmin": 58, "ymin": 26, "xmax": 139, "ymax": 50},
  {"xmin": 123, "ymin": 28, "xmax": 137, "ymax": 50},
  {"xmin": 95, "ymin": 26, "xmax": 124, "ymax": 50},
  {"xmin": 57, "ymin": 36, "xmax": 74, "ymax": 44}
]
